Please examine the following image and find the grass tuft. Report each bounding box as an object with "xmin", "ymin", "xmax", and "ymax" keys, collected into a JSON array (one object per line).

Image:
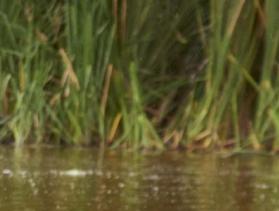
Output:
[{"xmin": 0, "ymin": 0, "xmax": 278, "ymax": 151}]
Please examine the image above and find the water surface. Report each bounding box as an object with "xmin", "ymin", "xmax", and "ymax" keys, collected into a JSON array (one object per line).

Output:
[{"xmin": 0, "ymin": 147, "xmax": 279, "ymax": 211}]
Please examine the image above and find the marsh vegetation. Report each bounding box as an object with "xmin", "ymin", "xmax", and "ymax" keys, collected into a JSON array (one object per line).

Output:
[{"xmin": 0, "ymin": 0, "xmax": 278, "ymax": 151}]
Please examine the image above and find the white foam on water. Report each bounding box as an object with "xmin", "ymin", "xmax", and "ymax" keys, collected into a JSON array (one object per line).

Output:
[
  {"xmin": 56, "ymin": 169, "xmax": 94, "ymax": 177},
  {"xmin": 2, "ymin": 169, "xmax": 13, "ymax": 177}
]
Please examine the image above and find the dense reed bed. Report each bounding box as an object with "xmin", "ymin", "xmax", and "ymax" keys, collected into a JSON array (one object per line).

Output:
[{"xmin": 0, "ymin": 0, "xmax": 278, "ymax": 151}]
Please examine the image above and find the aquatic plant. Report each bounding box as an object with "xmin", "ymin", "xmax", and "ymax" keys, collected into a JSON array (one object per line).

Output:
[{"xmin": 0, "ymin": 0, "xmax": 278, "ymax": 151}]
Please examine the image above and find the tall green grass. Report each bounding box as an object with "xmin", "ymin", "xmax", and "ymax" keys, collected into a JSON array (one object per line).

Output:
[{"xmin": 0, "ymin": 0, "xmax": 278, "ymax": 151}]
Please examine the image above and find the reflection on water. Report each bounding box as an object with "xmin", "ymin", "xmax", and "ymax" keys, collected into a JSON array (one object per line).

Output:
[{"xmin": 0, "ymin": 147, "xmax": 279, "ymax": 211}]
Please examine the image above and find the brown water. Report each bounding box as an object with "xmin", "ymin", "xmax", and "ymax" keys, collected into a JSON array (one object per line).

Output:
[{"xmin": 0, "ymin": 147, "xmax": 279, "ymax": 211}]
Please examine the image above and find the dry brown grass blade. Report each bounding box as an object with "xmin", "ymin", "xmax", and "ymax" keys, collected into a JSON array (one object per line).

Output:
[
  {"xmin": 101, "ymin": 64, "xmax": 114, "ymax": 115},
  {"xmin": 226, "ymin": 0, "xmax": 246, "ymax": 38},
  {"xmin": 33, "ymin": 114, "xmax": 40, "ymax": 129},
  {"xmin": 171, "ymin": 130, "xmax": 183, "ymax": 149},
  {"xmin": 107, "ymin": 113, "xmax": 122, "ymax": 144},
  {"xmin": 36, "ymin": 29, "xmax": 48, "ymax": 44},
  {"xmin": 152, "ymin": 91, "xmax": 176, "ymax": 123},
  {"xmin": 193, "ymin": 130, "xmax": 211, "ymax": 142},
  {"xmin": 254, "ymin": 0, "xmax": 266, "ymax": 29},
  {"xmin": 59, "ymin": 48, "xmax": 80, "ymax": 90},
  {"xmin": 49, "ymin": 93, "xmax": 61, "ymax": 107},
  {"xmin": 120, "ymin": 0, "xmax": 127, "ymax": 42},
  {"xmin": 113, "ymin": 0, "xmax": 118, "ymax": 20},
  {"xmin": 163, "ymin": 130, "xmax": 183, "ymax": 149},
  {"xmin": 249, "ymin": 130, "xmax": 261, "ymax": 150}
]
